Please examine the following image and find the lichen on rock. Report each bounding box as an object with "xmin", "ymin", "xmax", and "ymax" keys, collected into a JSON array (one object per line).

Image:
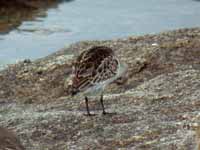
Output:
[{"xmin": 0, "ymin": 27, "xmax": 200, "ymax": 149}]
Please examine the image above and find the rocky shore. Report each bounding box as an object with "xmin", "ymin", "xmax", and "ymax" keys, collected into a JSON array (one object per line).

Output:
[{"xmin": 0, "ymin": 28, "xmax": 200, "ymax": 149}]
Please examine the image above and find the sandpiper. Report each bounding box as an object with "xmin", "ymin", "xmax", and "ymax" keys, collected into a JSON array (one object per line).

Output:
[{"xmin": 70, "ymin": 46, "xmax": 127, "ymax": 116}]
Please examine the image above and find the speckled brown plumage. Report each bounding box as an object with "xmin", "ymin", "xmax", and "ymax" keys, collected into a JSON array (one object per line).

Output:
[
  {"xmin": 72, "ymin": 46, "xmax": 119, "ymax": 94},
  {"xmin": 70, "ymin": 46, "xmax": 126, "ymax": 115}
]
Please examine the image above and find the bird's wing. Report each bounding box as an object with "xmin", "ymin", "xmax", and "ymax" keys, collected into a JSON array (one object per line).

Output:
[
  {"xmin": 73, "ymin": 57, "xmax": 95, "ymax": 91},
  {"xmin": 72, "ymin": 46, "xmax": 119, "ymax": 92},
  {"xmin": 91, "ymin": 56, "xmax": 119, "ymax": 84},
  {"xmin": 73, "ymin": 56, "xmax": 119, "ymax": 92}
]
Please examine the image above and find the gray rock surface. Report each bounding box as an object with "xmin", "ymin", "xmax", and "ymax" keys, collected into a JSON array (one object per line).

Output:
[
  {"xmin": 0, "ymin": 28, "xmax": 200, "ymax": 149},
  {"xmin": 0, "ymin": 127, "xmax": 25, "ymax": 150}
]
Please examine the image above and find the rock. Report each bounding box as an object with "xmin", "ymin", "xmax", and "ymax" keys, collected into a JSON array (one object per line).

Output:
[
  {"xmin": 0, "ymin": 127, "xmax": 25, "ymax": 150},
  {"xmin": 0, "ymin": 27, "xmax": 200, "ymax": 149},
  {"xmin": 0, "ymin": 0, "xmax": 71, "ymax": 34}
]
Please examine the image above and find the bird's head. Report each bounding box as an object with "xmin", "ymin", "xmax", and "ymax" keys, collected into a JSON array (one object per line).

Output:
[{"xmin": 69, "ymin": 75, "xmax": 80, "ymax": 96}]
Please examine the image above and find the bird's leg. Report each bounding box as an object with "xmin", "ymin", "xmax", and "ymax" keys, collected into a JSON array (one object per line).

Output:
[
  {"xmin": 85, "ymin": 96, "xmax": 91, "ymax": 115},
  {"xmin": 85, "ymin": 96, "xmax": 95, "ymax": 116},
  {"xmin": 100, "ymin": 94, "xmax": 106, "ymax": 115}
]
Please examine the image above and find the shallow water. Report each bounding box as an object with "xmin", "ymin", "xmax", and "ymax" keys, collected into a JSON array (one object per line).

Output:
[{"xmin": 1, "ymin": 0, "xmax": 200, "ymax": 68}]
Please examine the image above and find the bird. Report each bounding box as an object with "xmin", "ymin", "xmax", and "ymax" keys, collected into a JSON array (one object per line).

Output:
[{"xmin": 70, "ymin": 46, "xmax": 127, "ymax": 116}]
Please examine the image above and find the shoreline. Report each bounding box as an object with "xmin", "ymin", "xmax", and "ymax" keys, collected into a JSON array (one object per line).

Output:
[{"xmin": 0, "ymin": 27, "xmax": 200, "ymax": 149}]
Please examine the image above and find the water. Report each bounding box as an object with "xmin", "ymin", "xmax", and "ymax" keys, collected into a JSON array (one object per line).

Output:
[{"xmin": 1, "ymin": 0, "xmax": 200, "ymax": 68}]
